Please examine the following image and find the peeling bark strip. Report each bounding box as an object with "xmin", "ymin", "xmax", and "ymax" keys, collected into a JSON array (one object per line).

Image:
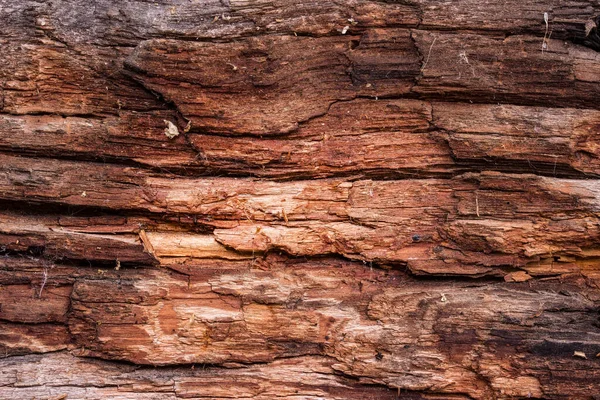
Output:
[
  {"xmin": 124, "ymin": 29, "xmax": 419, "ymax": 135},
  {"xmin": 2, "ymin": 256, "xmax": 600, "ymax": 398},
  {"xmin": 2, "ymin": 0, "xmax": 600, "ymax": 398}
]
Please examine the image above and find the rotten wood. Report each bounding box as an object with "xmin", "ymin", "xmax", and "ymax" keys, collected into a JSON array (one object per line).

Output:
[{"xmin": 1, "ymin": 0, "xmax": 600, "ymax": 399}]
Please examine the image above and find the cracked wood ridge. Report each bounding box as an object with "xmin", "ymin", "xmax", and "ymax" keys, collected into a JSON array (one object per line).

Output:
[{"xmin": 1, "ymin": 1, "xmax": 600, "ymax": 399}]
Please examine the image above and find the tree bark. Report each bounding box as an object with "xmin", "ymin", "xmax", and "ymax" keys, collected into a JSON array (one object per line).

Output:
[{"xmin": 1, "ymin": 1, "xmax": 600, "ymax": 399}]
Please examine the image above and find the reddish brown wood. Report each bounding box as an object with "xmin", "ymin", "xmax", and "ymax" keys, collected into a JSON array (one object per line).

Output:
[{"xmin": 2, "ymin": 1, "xmax": 600, "ymax": 399}]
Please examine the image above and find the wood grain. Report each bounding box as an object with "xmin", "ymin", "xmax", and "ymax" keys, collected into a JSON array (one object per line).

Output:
[{"xmin": 2, "ymin": 0, "xmax": 600, "ymax": 398}]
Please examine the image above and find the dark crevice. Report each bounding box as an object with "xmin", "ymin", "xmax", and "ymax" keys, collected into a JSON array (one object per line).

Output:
[
  {"xmin": 0, "ymin": 198, "xmax": 129, "ymax": 218},
  {"xmin": 0, "ymin": 147, "xmax": 208, "ymax": 178},
  {"xmin": 329, "ymin": 365, "xmax": 477, "ymax": 400},
  {"xmin": 567, "ymin": 16, "xmax": 600, "ymax": 52},
  {"xmin": 120, "ymin": 71, "xmax": 190, "ymax": 131},
  {"xmin": 228, "ymin": 247, "xmax": 518, "ymax": 284},
  {"xmin": 0, "ymin": 199, "xmax": 216, "ymax": 233},
  {"xmin": 0, "ymin": 248, "xmax": 155, "ymax": 270},
  {"xmin": 94, "ymin": 21, "xmax": 599, "ymax": 48},
  {"xmin": 2, "ymin": 145, "xmax": 596, "ymax": 185},
  {"xmin": 453, "ymin": 158, "xmax": 599, "ymax": 180},
  {"xmin": 0, "ymin": 348, "xmax": 71, "ymax": 361},
  {"xmin": 0, "ymin": 110, "xmax": 108, "ymax": 120}
]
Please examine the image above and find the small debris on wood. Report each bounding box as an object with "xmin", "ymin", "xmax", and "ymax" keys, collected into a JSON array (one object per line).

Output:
[
  {"xmin": 585, "ymin": 19, "xmax": 597, "ymax": 37},
  {"xmin": 574, "ymin": 351, "xmax": 587, "ymax": 359},
  {"xmin": 139, "ymin": 229, "xmax": 156, "ymax": 257},
  {"xmin": 37, "ymin": 267, "xmax": 48, "ymax": 298},
  {"xmin": 183, "ymin": 120, "xmax": 192, "ymax": 133},
  {"xmin": 421, "ymin": 36, "xmax": 437, "ymax": 72},
  {"xmin": 542, "ymin": 12, "xmax": 550, "ymax": 51},
  {"xmin": 281, "ymin": 208, "xmax": 288, "ymax": 223},
  {"xmin": 163, "ymin": 120, "xmax": 180, "ymax": 139}
]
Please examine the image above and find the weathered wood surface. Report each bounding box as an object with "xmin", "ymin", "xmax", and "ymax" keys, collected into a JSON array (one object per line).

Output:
[{"xmin": 1, "ymin": 0, "xmax": 600, "ymax": 399}]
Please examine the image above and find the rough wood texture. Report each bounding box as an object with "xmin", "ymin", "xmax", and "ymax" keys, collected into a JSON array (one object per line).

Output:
[{"xmin": 1, "ymin": 0, "xmax": 600, "ymax": 399}]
